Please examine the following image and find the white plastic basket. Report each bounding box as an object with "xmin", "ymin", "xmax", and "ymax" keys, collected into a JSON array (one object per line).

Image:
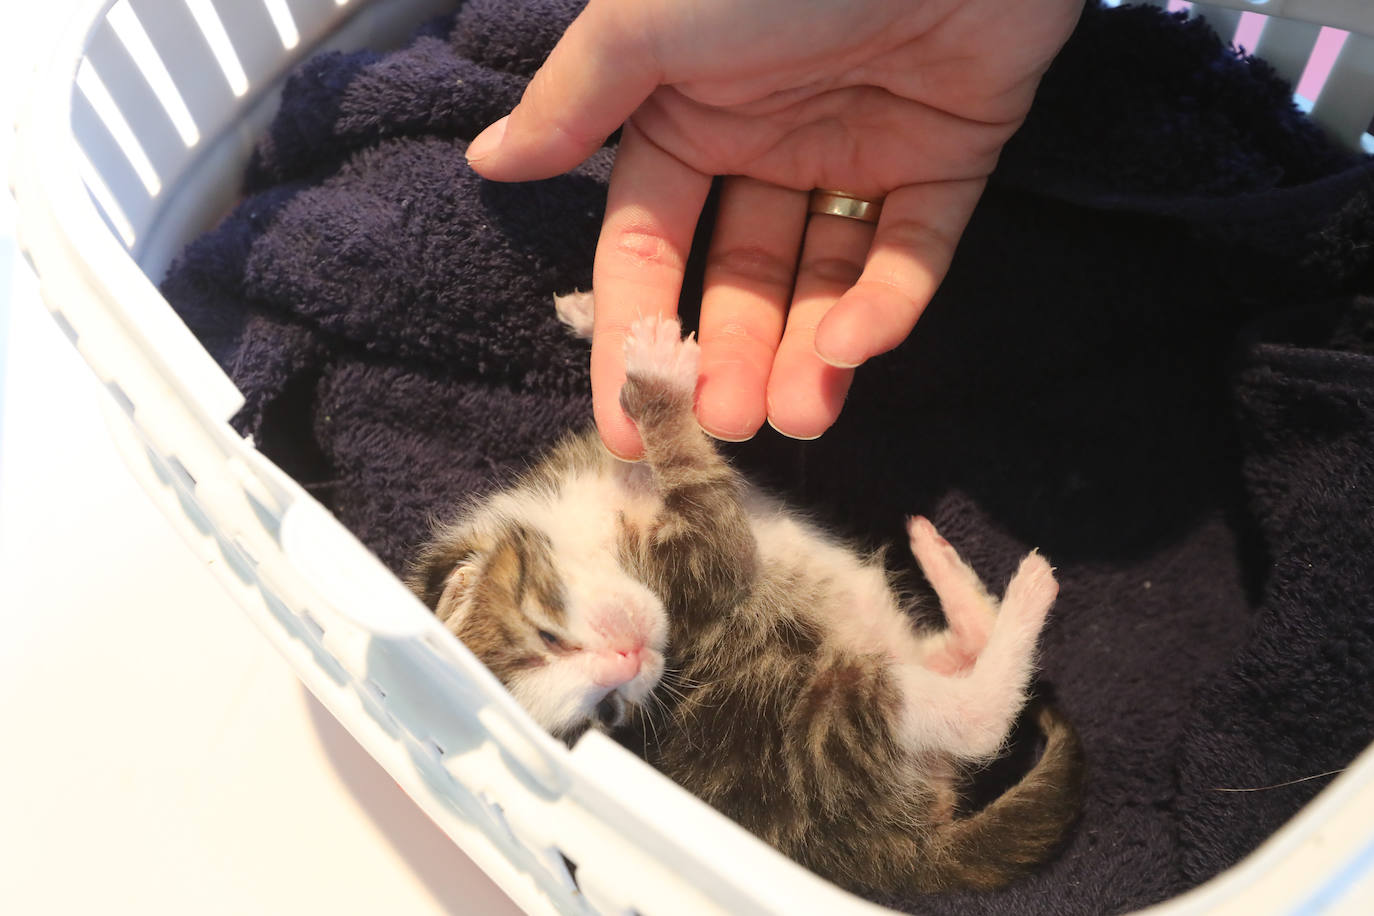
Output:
[{"xmin": 9, "ymin": 0, "xmax": 1374, "ymax": 913}]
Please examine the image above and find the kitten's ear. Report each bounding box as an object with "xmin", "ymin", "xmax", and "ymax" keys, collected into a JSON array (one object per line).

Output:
[
  {"xmin": 407, "ymin": 532, "xmax": 480, "ymax": 613},
  {"xmin": 436, "ymin": 563, "xmax": 479, "ymax": 629}
]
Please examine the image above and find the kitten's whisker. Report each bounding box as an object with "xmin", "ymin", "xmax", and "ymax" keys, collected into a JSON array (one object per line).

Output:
[
  {"xmin": 645, "ymin": 695, "xmax": 666, "ymax": 749},
  {"xmin": 658, "ymin": 680, "xmax": 689, "ymax": 703}
]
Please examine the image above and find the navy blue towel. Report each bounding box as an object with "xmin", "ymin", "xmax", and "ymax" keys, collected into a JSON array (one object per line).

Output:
[{"xmin": 162, "ymin": 3, "xmax": 1374, "ymax": 912}]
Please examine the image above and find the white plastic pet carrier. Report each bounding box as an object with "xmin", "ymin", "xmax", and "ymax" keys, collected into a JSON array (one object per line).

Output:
[{"xmin": 10, "ymin": 0, "xmax": 1374, "ymax": 912}]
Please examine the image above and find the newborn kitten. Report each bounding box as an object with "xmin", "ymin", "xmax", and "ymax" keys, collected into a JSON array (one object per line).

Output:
[{"xmin": 408, "ymin": 310, "xmax": 1083, "ymax": 895}]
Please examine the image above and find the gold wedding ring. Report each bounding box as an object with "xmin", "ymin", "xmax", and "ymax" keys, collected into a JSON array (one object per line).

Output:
[{"xmin": 808, "ymin": 189, "xmax": 884, "ymax": 224}]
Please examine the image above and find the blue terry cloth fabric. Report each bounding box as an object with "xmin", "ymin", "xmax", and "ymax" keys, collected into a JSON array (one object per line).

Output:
[{"xmin": 161, "ymin": 2, "xmax": 1374, "ymax": 912}]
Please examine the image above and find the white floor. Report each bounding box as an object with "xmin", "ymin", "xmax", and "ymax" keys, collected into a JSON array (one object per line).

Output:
[{"xmin": 0, "ymin": 4, "xmax": 519, "ymax": 914}]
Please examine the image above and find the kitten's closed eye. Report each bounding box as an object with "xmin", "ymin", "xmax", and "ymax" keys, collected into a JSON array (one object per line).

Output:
[{"xmin": 538, "ymin": 629, "xmax": 568, "ymax": 650}]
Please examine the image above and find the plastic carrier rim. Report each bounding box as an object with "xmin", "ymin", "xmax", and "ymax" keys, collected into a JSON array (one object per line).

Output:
[{"xmin": 10, "ymin": 0, "xmax": 1374, "ymax": 913}]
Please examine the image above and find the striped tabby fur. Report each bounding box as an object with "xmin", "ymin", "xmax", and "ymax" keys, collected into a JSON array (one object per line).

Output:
[{"xmin": 408, "ymin": 314, "xmax": 1082, "ymax": 894}]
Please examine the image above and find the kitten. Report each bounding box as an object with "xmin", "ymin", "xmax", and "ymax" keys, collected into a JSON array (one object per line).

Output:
[{"xmin": 407, "ymin": 310, "xmax": 1083, "ymax": 895}]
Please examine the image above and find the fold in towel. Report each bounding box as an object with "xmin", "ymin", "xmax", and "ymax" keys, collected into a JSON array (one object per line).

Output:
[{"xmin": 161, "ymin": 3, "xmax": 1374, "ymax": 912}]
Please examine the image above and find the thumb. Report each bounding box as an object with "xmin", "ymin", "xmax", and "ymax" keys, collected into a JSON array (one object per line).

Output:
[{"xmin": 466, "ymin": 3, "xmax": 661, "ymax": 180}]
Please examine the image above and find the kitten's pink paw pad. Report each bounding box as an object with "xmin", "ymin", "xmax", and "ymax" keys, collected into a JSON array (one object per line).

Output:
[
  {"xmin": 907, "ymin": 516, "xmax": 970, "ymax": 583},
  {"xmin": 553, "ymin": 289, "xmax": 596, "ymax": 339},
  {"xmin": 1000, "ymin": 551, "xmax": 1058, "ymax": 627},
  {"xmin": 907, "ymin": 515, "xmax": 951, "ymax": 554},
  {"xmin": 907, "ymin": 514, "xmax": 997, "ymax": 654},
  {"xmin": 623, "ymin": 315, "xmax": 699, "ymax": 395}
]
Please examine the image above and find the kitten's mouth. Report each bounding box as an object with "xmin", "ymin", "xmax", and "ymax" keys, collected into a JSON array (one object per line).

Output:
[{"xmin": 595, "ymin": 693, "xmax": 624, "ymax": 727}]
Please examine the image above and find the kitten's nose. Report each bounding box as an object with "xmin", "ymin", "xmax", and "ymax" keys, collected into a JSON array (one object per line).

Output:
[{"xmin": 591, "ymin": 648, "xmax": 642, "ymax": 688}]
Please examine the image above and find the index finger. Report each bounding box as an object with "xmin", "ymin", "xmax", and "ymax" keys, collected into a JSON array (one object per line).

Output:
[
  {"xmin": 467, "ymin": 2, "xmax": 661, "ymax": 180},
  {"xmin": 592, "ymin": 122, "xmax": 713, "ymax": 459}
]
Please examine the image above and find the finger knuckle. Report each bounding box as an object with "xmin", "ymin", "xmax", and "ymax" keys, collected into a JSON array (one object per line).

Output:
[
  {"xmin": 705, "ymin": 318, "xmax": 777, "ymax": 360},
  {"xmin": 878, "ymin": 217, "xmax": 957, "ymax": 258},
  {"xmin": 797, "ymin": 254, "xmax": 865, "ymax": 289},
  {"xmin": 705, "ymin": 243, "xmax": 797, "ymax": 291}
]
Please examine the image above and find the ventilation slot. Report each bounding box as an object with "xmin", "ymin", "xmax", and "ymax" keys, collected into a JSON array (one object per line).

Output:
[
  {"xmin": 75, "ymin": 61, "xmax": 161, "ymax": 196},
  {"xmin": 106, "ymin": 0, "xmax": 200, "ymax": 146},
  {"xmin": 1232, "ymin": 11, "xmax": 1266, "ymax": 53},
  {"xmin": 262, "ymin": 0, "xmax": 301, "ymax": 49},
  {"xmin": 185, "ymin": 0, "xmax": 249, "ymax": 96},
  {"xmin": 74, "ymin": 145, "xmax": 136, "ymax": 247},
  {"xmin": 1299, "ymin": 27, "xmax": 1350, "ymax": 104}
]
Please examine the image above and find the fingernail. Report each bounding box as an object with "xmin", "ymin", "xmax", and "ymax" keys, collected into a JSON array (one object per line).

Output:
[
  {"xmin": 765, "ymin": 417, "xmax": 824, "ymax": 441},
  {"xmin": 700, "ymin": 421, "xmax": 756, "ymax": 444},
  {"xmin": 604, "ymin": 437, "xmax": 644, "ymax": 462},
  {"xmin": 603, "ymin": 429, "xmax": 645, "ymax": 463},
  {"xmin": 466, "ymin": 115, "xmax": 509, "ymax": 163},
  {"xmin": 814, "ymin": 343, "xmax": 864, "ymax": 369}
]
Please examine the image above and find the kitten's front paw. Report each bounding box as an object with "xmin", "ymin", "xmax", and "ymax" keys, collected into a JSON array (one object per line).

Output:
[
  {"xmin": 623, "ymin": 315, "xmax": 699, "ymax": 392},
  {"xmin": 620, "ymin": 316, "xmax": 700, "ymax": 421}
]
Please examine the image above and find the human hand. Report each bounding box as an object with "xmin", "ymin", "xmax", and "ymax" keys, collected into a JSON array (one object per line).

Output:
[{"xmin": 466, "ymin": 0, "xmax": 1081, "ymax": 458}]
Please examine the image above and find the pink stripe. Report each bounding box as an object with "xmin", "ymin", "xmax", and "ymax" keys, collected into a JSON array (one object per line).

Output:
[
  {"xmin": 1297, "ymin": 27, "xmax": 1349, "ymax": 102},
  {"xmin": 1233, "ymin": 12, "xmax": 1265, "ymax": 54}
]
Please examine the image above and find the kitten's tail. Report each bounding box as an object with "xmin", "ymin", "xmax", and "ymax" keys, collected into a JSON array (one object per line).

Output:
[{"xmin": 923, "ymin": 702, "xmax": 1085, "ymax": 891}]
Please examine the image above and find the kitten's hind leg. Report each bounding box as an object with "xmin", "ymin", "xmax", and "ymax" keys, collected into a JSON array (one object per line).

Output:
[
  {"xmin": 897, "ymin": 526, "xmax": 1058, "ymax": 760},
  {"xmin": 908, "ymin": 516, "xmax": 999, "ymax": 674}
]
